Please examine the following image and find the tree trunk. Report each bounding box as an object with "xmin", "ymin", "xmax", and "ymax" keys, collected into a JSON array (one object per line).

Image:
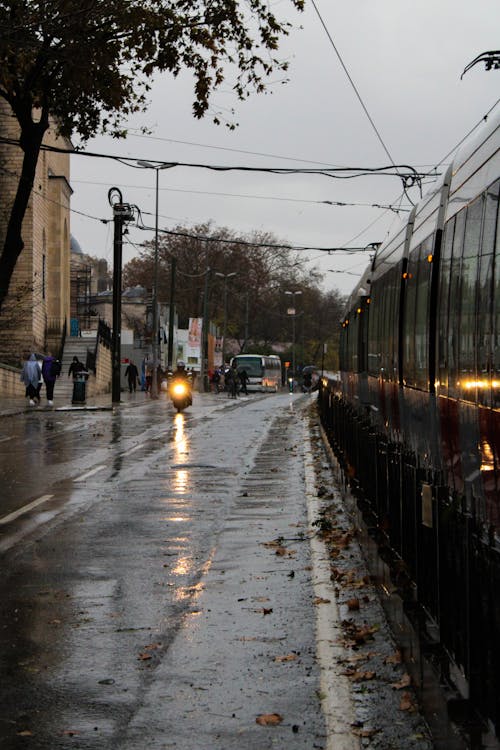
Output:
[{"xmin": 0, "ymin": 116, "xmax": 48, "ymax": 311}]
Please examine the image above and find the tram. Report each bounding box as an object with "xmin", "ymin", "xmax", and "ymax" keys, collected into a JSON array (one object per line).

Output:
[{"xmin": 319, "ymin": 107, "xmax": 500, "ymax": 736}]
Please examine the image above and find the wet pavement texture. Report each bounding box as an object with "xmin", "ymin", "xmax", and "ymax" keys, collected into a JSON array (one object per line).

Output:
[{"xmin": 0, "ymin": 391, "xmax": 433, "ymax": 749}]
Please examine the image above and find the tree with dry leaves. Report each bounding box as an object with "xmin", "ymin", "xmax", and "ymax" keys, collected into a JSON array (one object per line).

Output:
[{"xmin": 0, "ymin": 0, "xmax": 304, "ymax": 310}]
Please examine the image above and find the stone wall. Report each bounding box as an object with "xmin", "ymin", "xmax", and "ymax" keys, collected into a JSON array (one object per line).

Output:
[
  {"xmin": 0, "ymin": 101, "xmax": 72, "ymax": 364},
  {"xmin": 87, "ymin": 341, "xmax": 112, "ymax": 398},
  {"xmin": 0, "ymin": 363, "xmax": 25, "ymax": 398}
]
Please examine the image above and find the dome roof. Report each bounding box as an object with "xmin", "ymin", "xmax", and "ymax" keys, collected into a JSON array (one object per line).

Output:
[{"xmin": 70, "ymin": 234, "xmax": 83, "ymax": 255}]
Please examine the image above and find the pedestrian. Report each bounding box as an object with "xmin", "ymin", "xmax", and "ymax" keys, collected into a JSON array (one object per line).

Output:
[
  {"xmin": 145, "ymin": 362, "xmax": 152, "ymax": 394},
  {"xmin": 125, "ymin": 361, "xmax": 139, "ymax": 393},
  {"xmin": 20, "ymin": 353, "xmax": 41, "ymax": 406},
  {"xmin": 226, "ymin": 363, "xmax": 238, "ymax": 399},
  {"xmin": 41, "ymin": 352, "xmax": 61, "ymax": 406},
  {"xmin": 239, "ymin": 368, "xmax": 249, "ymax": 395},
  {"xmin": 68, "ymin": 356, "xmax": 85, "ymax": 379},
  {"xmin": 211, "ymin": 368, "xmax": 221, "ymax": 393}
]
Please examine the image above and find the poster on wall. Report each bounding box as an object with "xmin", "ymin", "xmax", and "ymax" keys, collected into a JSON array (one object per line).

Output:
[{"xmin": 187, "ymin": 317, "xmax": 202, "ymax": 367}]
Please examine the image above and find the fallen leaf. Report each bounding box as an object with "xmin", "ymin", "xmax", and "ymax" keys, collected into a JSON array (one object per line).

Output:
[
  {"xmin": 392, "ymin": 673, "xmax": 411, "ymax": 690},
  {"xmin": 17, "ymin": 731, "xmax": 33, "ymax": 736},
  {"xmin": 400, "ymin": 691, "xmax": 416, "ymax": 712},
  {"xmin": 384, "ymin": 650, "xmax": 402, "ymax": 665},
  {"xmin": 313, "ymin": 597, "xmax": 331, "ymax": 605},
  {"xmin": 342, "ymin": 669, "xmax": 376, "ymax": 682},
  {"xmin": 352, "ymin": 727, "xmax": 380, "ymax": 738},
  {"xmin": 273, "ymin": 654, "xmax": 298, "ymax": 663},
  {"xmin": 256, "ymin": 713, "xmax": 283, "ymax": 726},
  {"xmin": 347, "ymin": 598, "xmax": 360, "ymax": 611},
  {"xmin": 138, "ymin": 653, "xmax": 152, "ymax": 661}
]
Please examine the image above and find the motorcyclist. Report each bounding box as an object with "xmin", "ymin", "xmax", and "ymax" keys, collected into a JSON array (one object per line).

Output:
[
  {"xmin": 168, "ymin": 360, "xmax": 192, "ymax": 407},
  {"xmin": 171, "ymin": 360, "xmax": 191, "ymax": 381}
]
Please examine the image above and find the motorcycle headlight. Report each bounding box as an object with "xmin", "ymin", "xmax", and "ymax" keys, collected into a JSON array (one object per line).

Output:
[{"xmin": 172, "ymin": 382, "xmax": 187, "ymax": 396}]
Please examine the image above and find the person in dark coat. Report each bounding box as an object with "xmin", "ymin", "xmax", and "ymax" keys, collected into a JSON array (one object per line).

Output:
[
  {"xmin": 68, "ymin": 356, "xmax": 85, "ymax": 379},
  {"xmin": 238, "ymin": 368, "xmax": 249, "ymax": 395},
  {"xmin": 41, "ymin": 352, "xmax": 60, "ymax": 406},
  {"xmin": 125, "ymin": 361, "xmax": 139, "ymax": 392}
]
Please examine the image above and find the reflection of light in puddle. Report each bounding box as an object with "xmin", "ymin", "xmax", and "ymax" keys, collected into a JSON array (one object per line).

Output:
[
  {"xmin": 174, "ymin": 580, "xmax": 205, "ymax": 603},
  {"xmin": 174, "ymin": 469, "xmax": 189, "ymax": 494},
  {"xmin": 174, "ymin": 413, "xmax": 188, "ymax": 456},
  {"xmin": 173, "ymin": 414, "xmax": 190, "ymax": 493},
  {"xmin": 163, "ymin": 516, "xmax": 189, "ymax": 523}
]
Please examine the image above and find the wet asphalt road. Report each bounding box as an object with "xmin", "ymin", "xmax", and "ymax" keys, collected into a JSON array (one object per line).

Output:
[{"xmin": 0, "ymin": 392, "xmax": 328, "ymax": 749}]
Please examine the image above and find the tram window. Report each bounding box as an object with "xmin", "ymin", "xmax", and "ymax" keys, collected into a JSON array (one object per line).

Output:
[
  {"xmin": 367, "ymin": 285, "xmax": 380, "ymax": 375},
  {"xmin": 493, "ymin": 183, "xmax": 500, "ymax": 409},
  {"xmin": 448, "ymin": 210, "xmax": 466, "ymax": 399},
  {"xmin": 438, "ymin": 215, "xmax": 455, "ymax": 394},
  {"xmin": 414, "ymin": 239, "xmax": 432, "ymax": 390},
  {"xmin": 458, "ymin": 195, "xmax": 483, "ymax": 401},
  {"xmin": 477, "ymin": 181, "xmax": 499, "ymax": 407},
  {"xmin": 402, "ymin": 245, "xmax": 418, "ymax": 386},
  {"xmin": 384, "ymin": 267, "xmax": 398, "ymax": 381}
]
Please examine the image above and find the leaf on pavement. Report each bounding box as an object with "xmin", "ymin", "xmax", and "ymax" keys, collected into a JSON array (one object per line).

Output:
[
  {"xmin": 400, "ymin": 691, "xmax": 417, "ymax": 712},
  {"xmin": 347, "ymin": 598, "xmax": 360, "ymax": 611},
  {"xmin": 273, "ymin": 653, "xmax": 298, "ymax": 662},
  {"xmin": 17, "ymin": 731, "xmax": 33, "ymax": 736},
  {"xmin": 384, "ymin": 650, "xmax": 402, "ymax": 665},
  {"xmin": 391, "ymin": 673, "xmax": 411, "ymax": 690},
  {"xmin": 256, "ymin": 713, "xmax": 283, "ymax": 726},
  {"xmin": 352, "ymin": 727, "xmax": 380, "ymax": 738},
  {"xmin": 138, "ymin": 653, "xmax": 152, "ymax": 661},
  {"xmin": 313, "ymin": 597, "xmax": 331, "ymax": 605}
]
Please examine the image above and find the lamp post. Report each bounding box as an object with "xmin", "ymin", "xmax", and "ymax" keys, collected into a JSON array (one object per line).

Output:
[
  {"xmin": 284, "ymin": 290, "xmax": 302, "ymax": 392},
  {"xmin": 215, "ymin": 271, "xmax": 237, "ymax": 366},
  {"xmin": 108, "ymin": 188, "xmax": 134, "ymax": 404},
  {"xmin": 137, "ymin": 160, "xmax": 170, "ymax": 399}
]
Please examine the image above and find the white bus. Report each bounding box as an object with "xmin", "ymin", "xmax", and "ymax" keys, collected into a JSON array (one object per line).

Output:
[{"xmin": 230, "ymin": 354, "xmax": 282, "ymax": 392}]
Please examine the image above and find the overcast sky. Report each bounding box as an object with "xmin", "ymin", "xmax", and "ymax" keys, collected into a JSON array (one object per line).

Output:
[{"xmin": 69, "ymin": 0, "xmax": 500, "ymax": 297}]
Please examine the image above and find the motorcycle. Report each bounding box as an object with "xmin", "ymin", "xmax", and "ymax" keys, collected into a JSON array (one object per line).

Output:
[{"xmin": 169, "ymin": 377, "xmax": 192, "ymax": 412}]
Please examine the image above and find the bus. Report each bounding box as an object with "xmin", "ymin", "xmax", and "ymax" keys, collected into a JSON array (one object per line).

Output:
[{"xmin": 230, "ymin": 354, "xmax": 282, "ymax": 392}]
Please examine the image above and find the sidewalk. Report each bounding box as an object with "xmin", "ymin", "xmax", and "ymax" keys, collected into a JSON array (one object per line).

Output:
[{"xmin": 0, "ymin": 389, "xmax": 153, "ymax": 417}]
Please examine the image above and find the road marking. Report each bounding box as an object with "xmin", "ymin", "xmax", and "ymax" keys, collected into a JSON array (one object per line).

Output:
[
  {"xmin": 303, "ymin": 421, "xmax": 359, "ymax": 750},
  {"xmin": 0, "ymin": 494, "xmax": 54, "ymax": 525},
  {"xmin": 121, "ymin": 443, "xmax": 145, "ymax": 457},
  {"xmin": 74, "ymin": 465, "xmax": 107, "ymax": 482}
]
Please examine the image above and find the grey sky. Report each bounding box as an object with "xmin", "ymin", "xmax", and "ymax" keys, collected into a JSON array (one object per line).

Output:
[{"xmin": 69, "ymin": 0, "xmax": 500, "ymax": 297}]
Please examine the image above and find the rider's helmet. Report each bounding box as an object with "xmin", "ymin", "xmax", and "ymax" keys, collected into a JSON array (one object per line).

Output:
[{"xmin": 177, "ymin": 360, "xmax": 186, "ymax": 370}]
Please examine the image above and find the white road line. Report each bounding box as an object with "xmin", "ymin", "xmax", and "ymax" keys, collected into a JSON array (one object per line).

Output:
[
  {"xmin": 121, "ymin": 443, "xmax": 145, "ymax": 457},
  {"xmin": 0, "ymin": 494, "xmax": 54, "ymax": 525},
  {"xmin": 303, "ymin": 421, "xmax": 360, "ymax": 750},
  {"xmin": 74, "ymin": 465, "xmax": 107, "ymax": 482}
]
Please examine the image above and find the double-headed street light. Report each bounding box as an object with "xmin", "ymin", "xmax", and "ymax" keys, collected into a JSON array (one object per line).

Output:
[
  {"xmin": 215, "ymin": 271, "xmax": 237, "ymax": 366},
  {"xmin": 137, "ymin": 160, "xmax": 170, "ymax": 399},
  {"xmin": 284, "ymin": 289, "xmax": 302, "ymax": 392}
]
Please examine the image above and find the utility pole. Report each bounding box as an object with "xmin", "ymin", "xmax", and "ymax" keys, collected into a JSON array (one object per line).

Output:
[
  {"xmin": 199, "ymin": 266, "xmax": 211, "ymax": 392},
  {"xmin": 215, "ymin": 271, "xmax": 237, "ymax": 366},
  {"xmin": 167, "ymin": 256, "xmax": 176, "ymax": 369},
  {"xmin": 109, "ymin": 188, "xmax": 134, "ymax": 405},
  {"xmin": 284, "ymin": 289, "xmax": 302, "ymax": 394}
]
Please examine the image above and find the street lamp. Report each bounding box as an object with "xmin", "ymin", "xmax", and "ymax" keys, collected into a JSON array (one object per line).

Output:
[
  {"xmin": 284, "ymin": 290, "xmax": 302, "ymax": 392},
  {"xmin": 137, "ymin": 160, "xmax": 170, "ymax": 399},
  {"xmin": 215, "ymin": 271, "xmax": 237, "ymax": 366}
]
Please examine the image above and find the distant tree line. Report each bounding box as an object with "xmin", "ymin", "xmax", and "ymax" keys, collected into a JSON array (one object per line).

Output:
[{"xmin": 123, "ymin": 223, "xmax": 345, "ymax": 371}]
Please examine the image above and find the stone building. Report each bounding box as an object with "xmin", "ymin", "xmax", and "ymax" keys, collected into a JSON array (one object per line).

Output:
[{"xmin": 0, "ymin": 100, "xmax": 72, "ymax": 366}]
